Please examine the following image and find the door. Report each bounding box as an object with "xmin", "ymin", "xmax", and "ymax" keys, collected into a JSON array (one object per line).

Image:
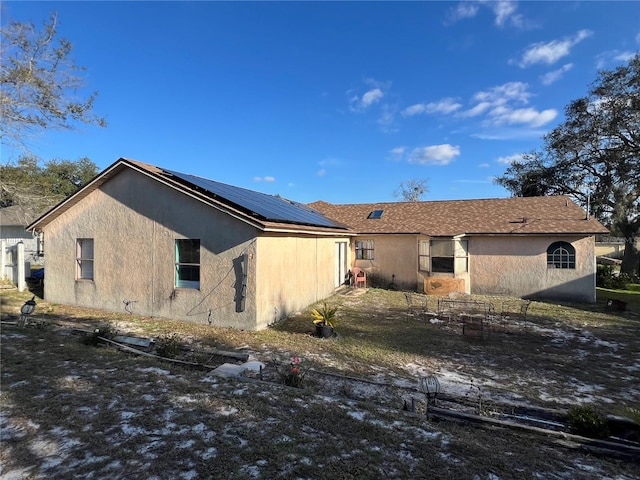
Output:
[{"xmin": 334, "ymin": 241, "xmax": 348, "ymax": 288}]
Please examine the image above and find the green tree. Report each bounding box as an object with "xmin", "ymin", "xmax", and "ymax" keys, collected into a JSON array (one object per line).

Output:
[
  {"xmin": 0, "ymin": 12, "xmax": 106, "ymax": 150},
  {"xmin": 0, "ymin": 155, "xmax": 99, "ymax": 222},
  {"xmin": 495, "ymin": 55, "xmax": 640, "ymax": 277},
  {"xmin": 393, "ymin": 178, "xmax": 429, "ymax": 202}
]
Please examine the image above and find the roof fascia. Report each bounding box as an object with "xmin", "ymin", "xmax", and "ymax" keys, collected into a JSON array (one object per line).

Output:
[{"xmin": 27, "ymin": 159, "xmax": 126, "ymax": 231}]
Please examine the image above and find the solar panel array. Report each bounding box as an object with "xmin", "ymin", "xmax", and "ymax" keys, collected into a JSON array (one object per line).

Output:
[{"xmin": 166, "ymin": 169, "xmax": 344, "ymax": 229}]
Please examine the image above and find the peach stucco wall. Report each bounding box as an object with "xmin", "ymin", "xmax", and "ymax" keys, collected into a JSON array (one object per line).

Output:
[
  {"xmin": 255, "ymin": 235, "xmax": 349, "ymax": 330},
  {"xmin": 353, "ymin": 234, "xmax": 418, "ymax": 290},
  {"xmin": 352, "ymin": 234, "xmax": 597, "ymax": 303},
  {"xmin": 40, "ymin": 168, "xmax": 349, "ymax": 330},
  {"xmin": 42, "ymin": 168, "xmax": 260, "ymax": 328},
  {"xmin": 469, "ymin": 235, "xmax": 597, "ymax": 302}
]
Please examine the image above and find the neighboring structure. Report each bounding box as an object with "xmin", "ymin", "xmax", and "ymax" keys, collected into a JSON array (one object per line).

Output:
[
  {"xmin": 595, "ymin": 236, "xmax": 625, "ymax": 263},
  {"xmin": 1, "ymin": 205, "xmax": 43, "ymax": 287},
  {"xmin": 28, "ymin": 159, "xmax": 351, "ymax": 330},
  {"xmin": 310, "ymin": 197, "xmax": 609, "ymax": 303},
  {"xmin": 1, "ymin": 205, "xmax": 42, "ymax": 265}
]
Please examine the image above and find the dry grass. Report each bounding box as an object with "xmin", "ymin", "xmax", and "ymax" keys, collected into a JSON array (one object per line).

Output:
[{"xmin": 1, "ymin": 286, "xmax": 639, "ymax": 479}]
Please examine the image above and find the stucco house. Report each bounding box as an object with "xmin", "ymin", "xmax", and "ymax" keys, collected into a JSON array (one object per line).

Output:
[
  {"xmin": 28, "ymin": 159, "xmax": 352, "ymax": 330},
  {"xmin": 309, "ymin": 197, "xmax": 609, "ymax": 303}
]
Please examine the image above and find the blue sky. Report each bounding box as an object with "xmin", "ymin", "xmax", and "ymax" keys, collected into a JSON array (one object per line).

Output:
[{"xmin": 2, "ymin": 1, "xmax": 638, "ymax": 204}]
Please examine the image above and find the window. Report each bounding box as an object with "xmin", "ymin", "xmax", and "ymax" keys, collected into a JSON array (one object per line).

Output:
[
  {"xmin": 418, "ymin": 240, "xmax": 429, "ymax": 271},
  {"xmin": 455, "ymin": 239, "xmax": 469, "ymax": 273},
  {"xmin": 175, "ymin": 239, "xmax": 200, "ymax": 288},
  {"xmin": 431, "ymin": 239, "xmax": 454, "ymax": 273},
  {"xmin": 547, "ymin": 241, "xmax": 575, "ymax": 269},
  {"xmin": 367, "ymin": 210, "xmax": 384, "ymax": 219},
  {"xmin": 429, "ymin": 239, "xmax": 468, "ymax": 273},
  {"xmin": 355, "ymin": 239, "xmax": 374, "ymax": 260},
  {"xmin": 76, "ymin": 238, "xmax": 94, "ymax": 280}
]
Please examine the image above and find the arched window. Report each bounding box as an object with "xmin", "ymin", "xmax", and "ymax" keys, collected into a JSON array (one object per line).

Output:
[{"xmin": 547, "ymin": 241, "xmax": 575, "ymax": 269}]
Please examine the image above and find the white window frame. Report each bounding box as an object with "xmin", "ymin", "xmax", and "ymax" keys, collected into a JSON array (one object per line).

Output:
[
  {"xmin": 423, "ymin": 238, "xmax": 468, "ymax": 274},
  {"xmin": 418, "ymin": 240, "xmax": 430, "ymax": 272},
  {"xmin": 76, "ymin": 238, "xmax": 94, "ymax": 280},
  {"xmin": 175, "ymin": 239, "xmax": 200, "ymax": 289},
  {"xmin": 547, "ymin": 241, "xmax": 576, "ymax": 269}
]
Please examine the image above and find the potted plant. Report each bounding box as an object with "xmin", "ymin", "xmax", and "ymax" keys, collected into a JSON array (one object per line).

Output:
[{"xmin": 311, "ymin": 302, "xmax": 338, "ymax": 338}]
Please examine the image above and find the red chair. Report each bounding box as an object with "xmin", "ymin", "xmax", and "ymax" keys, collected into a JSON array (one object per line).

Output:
[{"xmin": 351, "ymin": 267, "xmax": 367, "ymax": 289}]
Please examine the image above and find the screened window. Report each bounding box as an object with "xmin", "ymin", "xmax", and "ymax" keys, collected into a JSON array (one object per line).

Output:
[
  {"xmin": 547, "ymin": 241, "xmax": 575, "ymax": 269},
  {"xmin": 175, "ymin": 239, "xmax": 200, "ymax": 288},
  {"xmin": 76, "ymin": 238, "xmax": 94, "ymax": 280},
  {"xmin": 355, "ymin": 239, "xmax": 374, "ymax": 260}
]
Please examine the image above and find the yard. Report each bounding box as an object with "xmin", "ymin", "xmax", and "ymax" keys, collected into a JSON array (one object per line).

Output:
[{"xmin": 1, "ymin": 286, "xmax": 639, "ymax": 479}]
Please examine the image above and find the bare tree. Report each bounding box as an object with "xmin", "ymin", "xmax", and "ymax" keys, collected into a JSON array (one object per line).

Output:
[
  {"xmin": 393, "ymin": 178, "xmax": 429, "ymax": 202},
  {"xmin": 0, "ymin": 12, "xmax": 106, "ymax": 151}
]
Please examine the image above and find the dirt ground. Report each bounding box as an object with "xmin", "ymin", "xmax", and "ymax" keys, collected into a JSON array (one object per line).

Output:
[{"xmin": 1, "ymin": 287, "xmax": 639, "ymax": 479}]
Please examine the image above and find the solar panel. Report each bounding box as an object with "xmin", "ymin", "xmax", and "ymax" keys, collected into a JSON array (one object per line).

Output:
[{"xmin": 165, "ymin": 169, "xmax": 343, "ymax": 229}]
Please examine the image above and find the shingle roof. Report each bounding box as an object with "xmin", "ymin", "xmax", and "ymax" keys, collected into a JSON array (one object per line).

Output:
[{"xmin": 308, "ymin": 196, "xmax": 609, "ymax": 236}]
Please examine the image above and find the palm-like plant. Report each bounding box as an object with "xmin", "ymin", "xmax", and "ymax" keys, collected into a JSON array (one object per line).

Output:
[{"xmin": 311, "ymin": 303, "xmax": 338, "ymax": 328}]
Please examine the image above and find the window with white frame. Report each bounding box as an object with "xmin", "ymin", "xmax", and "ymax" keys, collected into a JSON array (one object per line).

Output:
[
  {"xmin": 547, "ymin": 241, "xmax": 575, "ymax": 269},
  {"xmin": 454, "ymin": 239, "xmax": 469, "ymax": 273},
  {"xmin": 428, "ymin": 239, "xmax": 468, "ymax": 273},
  {"xmin": 355, "ymin": 239, "xmax": 374, "ymax": 260},
  {"xmin": 418, "ymin": 240, "xmax": 429, "ymax": 272},
  {"xmin": 76, "ymin": 238, "xmax": 94, "ymax": 280},
  {"xmin": 175, "ymin": 239, "xmax": 200, "ymax": 288}
]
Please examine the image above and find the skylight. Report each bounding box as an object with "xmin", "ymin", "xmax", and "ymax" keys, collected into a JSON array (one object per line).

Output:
[{"xmin": 367, "ymin": 209, "xmax": 384, "ymax": 219}]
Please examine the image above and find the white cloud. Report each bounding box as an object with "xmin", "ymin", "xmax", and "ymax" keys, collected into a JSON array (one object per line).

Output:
[
  {"xmin": 460, "ymin": 101, "xmax": 492, "ymax": 118},
  {"xmin": 473, "ymin": 81, "xmax": 531, "ymax": 104},
  {"xmin": 491, "ymin": 0, "xmax": 523, "ymax": 28},
  {"xmin": 317, "ymin": 169, "xmax": 326, "ymax": 177},
  {"xmin": 446, "ymin": 1, "xmax": 524, "ymax": 28},
  {"xmin": 478, "ymin": 162, "xmax": 491, "ymax": 168},
  {"xmin": 447, "ymin": 1, "xmax": 480, "ymax": 23},
  {"xmin": 350, "ymin": 88, "xmax": 384, "ymax": 111},
  {"xmin": 471, "ymin": 128, "xmax": 548, "ymax": 140},
  {"xmin": 489, "ymin": 106, "xmax": 557, "ymax": 127},
  {"xmin": 402, "ymin": 98, "xmax": 462, "ymax": 116},
  {"xmin": 389, "ymin": 146, "xmax": 406, "ymax": 161},
  {"xmin": 460, "ymin": 81, "xmax": 555, "ymax": 128},
  {"xmin": 362, "ymin": 88, "xmax": 384, "ymax": 107},
  {"xmin": 408, "ymin": 144, "xmax": 460, "ymax": 166},
  {"xmin": 377, "ymin": 104, "xmax": 399, "ymax": 133},
  {"xmin": 540, "ymin": 63, "xmax": 573, "ymax": 85},
  {"xmin": 253, "ymin": 176, "xmax": 275, "ymax": 182},
  {"xmin": 517, "ymin": 30, "xmax": 593, "ymax": 67},
  {"xmin": 496, "ymin": 153, "xmax": 526, "ymax": 165}
]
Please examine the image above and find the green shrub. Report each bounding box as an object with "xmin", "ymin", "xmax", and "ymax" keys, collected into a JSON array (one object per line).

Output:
[
  {"xmin": 596, "ymin": 265, "xmax": 628, "ymax": 289},
  {"xmin": 154, "ymin": 333, "xmax": 184, "ymax": 359},
  {"xmin": 567, "ymin": 405, "xmax": 610, "ymax": 439}
]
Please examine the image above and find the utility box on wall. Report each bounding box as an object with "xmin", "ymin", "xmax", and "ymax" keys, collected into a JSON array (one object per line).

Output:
[{"xmin": 424, "ymin": 277, "xmax": 465, "ymax": 296}]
